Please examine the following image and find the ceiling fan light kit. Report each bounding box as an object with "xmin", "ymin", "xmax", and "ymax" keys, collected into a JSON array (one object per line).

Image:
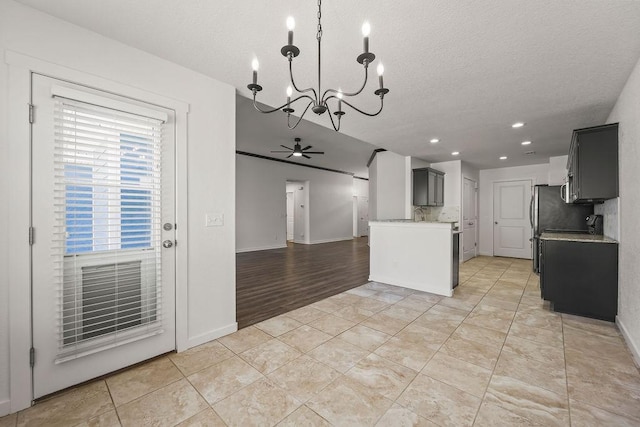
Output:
[
  {"xmin": 247, "ymin": 0, "xmax": 389, "ymax": 131},
  {"xmin": 271, "ymin": 137, "xmax": 325, "ymax": 159}
]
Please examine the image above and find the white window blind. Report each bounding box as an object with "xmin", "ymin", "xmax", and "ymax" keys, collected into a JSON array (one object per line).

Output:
[{"xmin": 53, "ymin": 96, "xmax": 165, "ymax": 362}]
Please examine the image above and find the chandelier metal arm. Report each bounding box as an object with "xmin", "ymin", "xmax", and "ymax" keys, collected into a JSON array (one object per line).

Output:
[
  {"xmin": 321, "ymin": 65, "xmax": 369, "ymax": 103},
  {"xmin": 288, "ymin": 59, "xmax": 318, "ymax": 99},
  {"xmin": 287, "ymin": 100, "xmax": 315, "ymax": 129},
  {"xmin": 325, "ymin": 104, "xmax": 341, "ymax": 132},
  {"xmin": 252, "ymin": 94, "xmax": 315, "ymax": 114},
  {"xmin": 336, "ymin": 96, "xmax": 385, "ymax": 117}
]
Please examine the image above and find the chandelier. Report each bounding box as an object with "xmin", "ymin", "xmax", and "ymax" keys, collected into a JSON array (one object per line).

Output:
[{"xmin": 247, "ymin": 0, "xmax": 389, "ymax": 131}]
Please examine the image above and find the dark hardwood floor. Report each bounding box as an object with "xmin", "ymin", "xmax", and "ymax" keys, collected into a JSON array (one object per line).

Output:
[{"xmin": 236, "ymin": 237, "xmax": 370, "ymax": 329}]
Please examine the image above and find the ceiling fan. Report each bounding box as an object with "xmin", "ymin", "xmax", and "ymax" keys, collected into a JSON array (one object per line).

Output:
[{"xmin": 271, "ymin": 137, "xmax": 324, "ymax": 159}]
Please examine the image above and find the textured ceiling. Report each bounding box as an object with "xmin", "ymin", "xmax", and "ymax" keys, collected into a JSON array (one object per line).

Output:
[{"xmin": 17, "ymin": 0, "xmax": 640, "ymax": 170}]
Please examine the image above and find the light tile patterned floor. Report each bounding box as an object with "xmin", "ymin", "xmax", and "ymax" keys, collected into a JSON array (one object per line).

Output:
[{"xmin": 3, "ymin": 256, "xmax": 640, "ymax": 426}]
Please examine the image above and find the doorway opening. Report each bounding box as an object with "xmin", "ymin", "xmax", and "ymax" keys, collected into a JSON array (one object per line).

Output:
[
  {"xmin": 463, "ymin": 177, "xmax": 478, "ymax": 261},
  {"xmin": 285, "ymin": 181, "xmax": 309, "ymax": 244}
]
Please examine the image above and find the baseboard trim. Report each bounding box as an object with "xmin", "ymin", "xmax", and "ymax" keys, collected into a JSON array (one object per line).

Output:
[
  {"xmin": 309, "ymin": 237, "xmax": 353, "ymax": 244},
  {"xmin": 236, "ymin": 244, "xmax": 287, "ymax": 253},
  {"xmin": 368, "ymin": 274, "xmax": 453, "ymax": 298},
  {"xmin": 478, "ymin": 251, "xmax": 493, "ymax": 257},
  {"xmin": 0, "ymin": 399, "xmax": 10, "ymax": 417},
  {"xmin": 184, "ymin": 323, "xmax": 238, "ymax": 350},
  {"xmin": 617, "ymin": 317, "xmax": 640, "ymax": 368}
]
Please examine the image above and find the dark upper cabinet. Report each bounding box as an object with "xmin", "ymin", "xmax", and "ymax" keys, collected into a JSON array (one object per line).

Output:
[
  {"xmin": 413, "ymin": 167, "xmax": 444, "ymax": 207},
  {"xmin": 567, "ymin": 123, "xmax": 619, "ymax": 203}
]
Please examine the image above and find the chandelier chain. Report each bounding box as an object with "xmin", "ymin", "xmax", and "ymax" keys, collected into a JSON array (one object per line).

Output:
[{"xmin": 316, "ymin": 0, "xmax": 322, "ymax": 41}]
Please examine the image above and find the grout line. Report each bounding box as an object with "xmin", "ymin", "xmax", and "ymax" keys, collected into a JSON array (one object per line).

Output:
[
  {"xmin": 470, "ymin": 259, "xmax": 516, "ymax": 426},
  {"xmin": 562, "ymin": 315, "xmax": 572, "ymax": 427}
]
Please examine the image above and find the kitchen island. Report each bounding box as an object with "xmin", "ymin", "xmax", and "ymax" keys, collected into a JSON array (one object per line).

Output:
[{"xmin": 369, "ymin": 220, "xmax": 459, "ymax": 297}]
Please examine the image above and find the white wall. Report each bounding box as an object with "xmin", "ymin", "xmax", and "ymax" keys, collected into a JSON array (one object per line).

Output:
[
  {"xmin": 548, "ymin": 155, "xmax": 568, "ymax": 185},
  {"xmin": 431, "ymin": 160, "xmax": 462, "ymax": 207},
  {"xmin": 236, "ymin": 155, "xmax": 354, "ymax": 251},
  {"xmin": 0, "ymin": 1, "xmax": 236, "ymax": 413},
  {"xmin": 369, "ymin": 151, "xmax": 411, "ymax": 220},
  {"xmin": 353, "ymin": 178, "xmax": 369, "ymax": 236},
  {"xmin": 478, "ymin": 163, "xmax": 549, "ymax": 256},
  {"xmin": 353, "ymin": 178, "xmax": 369, "ymax": 198},
  {"xmin": 606, "ymin": 54, "xmax": 640, "ymax": 366},
  {"xmin": 369, "ymin": 158, "xmax": 378, "ymax": 221}
]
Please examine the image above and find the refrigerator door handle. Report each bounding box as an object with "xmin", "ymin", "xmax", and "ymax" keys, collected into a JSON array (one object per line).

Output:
[
  {"xmin": 560, "ymin": 183, "xmax": 567, "ymax": 202},
  {"xmin": 529, "ymin": 195, "xmax": 534, "ymax": 228}
]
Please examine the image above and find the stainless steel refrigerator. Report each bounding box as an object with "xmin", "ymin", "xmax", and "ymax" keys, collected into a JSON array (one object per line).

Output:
[{"xmin": 530, "ymin": 185, "xmax": 593, "ymax": 273}]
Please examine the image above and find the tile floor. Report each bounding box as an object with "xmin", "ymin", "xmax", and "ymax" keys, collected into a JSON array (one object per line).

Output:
[{"xmin": 3, "ymin": 256, "xmax": 640, "ymax": 426}]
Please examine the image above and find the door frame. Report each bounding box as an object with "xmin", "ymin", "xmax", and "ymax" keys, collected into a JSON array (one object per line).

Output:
[
  {"xmin": 491, "ymin": 178, "xmax": 534, "ymax": 258},
  {"xmin": 6, "ymin": 51, "xmax": 190, "ymax": 412},
  {"xmin": 462, "ymin": 177, "xmax": 478, "ymax": 261}
]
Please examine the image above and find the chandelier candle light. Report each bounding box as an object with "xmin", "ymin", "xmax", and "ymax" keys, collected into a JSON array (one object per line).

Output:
[{"xmin": 247, "ymin": 0, "xmax": 389, "ymax": 131}]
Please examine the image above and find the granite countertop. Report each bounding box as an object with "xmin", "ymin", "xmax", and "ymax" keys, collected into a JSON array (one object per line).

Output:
[{"xmin": 540, "ymin": 232, "xmax": 618, "ymax": 244}]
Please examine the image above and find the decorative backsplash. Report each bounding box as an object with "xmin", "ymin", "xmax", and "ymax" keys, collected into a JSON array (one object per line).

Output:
[{"xmin": 415, "ymin": 206, "xmax": 460, "ymax": 222}]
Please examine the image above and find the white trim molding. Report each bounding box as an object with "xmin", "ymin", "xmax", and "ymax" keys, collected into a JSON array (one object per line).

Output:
[
  {"xmin": 309, "ymin": 237, "xmax": 354, "ymax": 245},
  {"xmin": 0, "ymin": 399, "xmax": 11, "ymax": 417},
  {"xmin": 186, "ymin": 323, "xmax": 238, "ymax": 349},
  {"xmin": 617, "ymin": 317, "xmax": 640, "ymax": 369},
  {"xmin": 236, "ymin": 244, "xmax": 288, "ymax": 253}
]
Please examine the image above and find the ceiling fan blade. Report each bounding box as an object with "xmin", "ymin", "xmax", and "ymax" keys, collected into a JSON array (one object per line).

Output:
[
  {"xmin": 286, "ymin": 154, "xmax": 293, "ymax": 158},
  {"xmin": 302, "ymin": 154, "xmax": 311, "ymax": 159},
  {"xmin": 280, "ymin": 145, "xmax": 293, "ymax": 150},
  {"xmin": 304, "ymin": 151, "xmax": 324, "ymax": 154},
  {"xmin": 302, "ymin": 145, "xmax": 313, "ymax": 151},
  {"xmin": 270, "ymin": 150, "xmax": 291, "ymax": 153}
]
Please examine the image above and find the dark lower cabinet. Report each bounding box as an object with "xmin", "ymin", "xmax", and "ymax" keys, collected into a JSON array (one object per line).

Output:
[
  {"xmin": 541, "ymin": 239, "xmax": 618, "ymax": 321},
  {"xmin": 452, "ymin": 233, "xmax": 460, "ymax": 288}
]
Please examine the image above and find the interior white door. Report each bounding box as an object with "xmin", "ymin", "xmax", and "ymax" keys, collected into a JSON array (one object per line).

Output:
[
  {"xmin": 493, "ymin": 180, "xmax": 533, "ymax": 259},
  {"xmin": 286, "ymin": 191, "xmax": 294, "ymax": 241},
  {"xmin": 463, "ymin": 178, "xmax": 477, "ymax": 261},
  {"xmin": 358, "ymin": 197, "xmax": 369, "ymax": 237},
  {"xmin": 31, "ymin": 74, "xmax": 176, "ymax": 398}
]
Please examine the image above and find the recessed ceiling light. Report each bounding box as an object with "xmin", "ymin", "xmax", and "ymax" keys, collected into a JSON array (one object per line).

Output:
[
  {"xmin": 521, "ymin": 140, "xmax": 532, "ymax": 145},
  {"xmin": 512, "ymin": 122, "xmax": 525, "ymax": 128},
  {"xmin": 499, "ymin": 156, "xmax": 507, "ymax": 160},
  {"xmin": 451, "ymin": 151, "xmax": 459, "ymax": 156},
  {"xmin": 430, "ymin": 138, "xmax": 439, "ymax": 143}
]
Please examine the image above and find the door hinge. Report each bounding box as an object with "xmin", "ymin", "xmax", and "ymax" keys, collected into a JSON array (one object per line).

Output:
[
  {"xmin": 29, "ymin": 227, "xmax": 35, "ymax": 245},
  {"xmin": 28, "ymin": 103, "xmax": 34, "ymax": 124},
  {"xmin": 29, "ymin": 347, "xmax": 35, "ymax": 367}
]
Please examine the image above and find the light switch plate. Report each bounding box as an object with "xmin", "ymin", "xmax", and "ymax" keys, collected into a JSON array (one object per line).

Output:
[{"xmin": 205, "ymin": 213, "xmax": 224, "ymax": 227}]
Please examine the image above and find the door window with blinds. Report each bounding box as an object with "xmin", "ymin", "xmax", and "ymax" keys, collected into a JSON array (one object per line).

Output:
[{"xmin": 53, "ymin": 88, "xmax": 167, "ymax": 360}]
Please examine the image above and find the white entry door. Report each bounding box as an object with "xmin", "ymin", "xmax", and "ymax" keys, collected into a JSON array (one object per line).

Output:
[
  {"xmin": 493, "ymin": 180, "xmax": 533, "ymax": 259},
  {"xmin": 31, "ymin": 74, "xmax": 176, "ymax": 398},
  {"xmin": 286, "ymin": 191, "xmax": 294, "ymax": 241},
  {"xmin": 358, "ymin": 197, "xmax": 369, "ymax": 237},
  {"xmin": 462, "ymin": 178, "xmax": 477, "ymax": 261}
]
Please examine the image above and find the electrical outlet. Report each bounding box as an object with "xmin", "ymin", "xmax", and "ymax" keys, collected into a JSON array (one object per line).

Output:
[{"xmin": 205, "ymin": 213, "xmax": 224, "ymax": 227}]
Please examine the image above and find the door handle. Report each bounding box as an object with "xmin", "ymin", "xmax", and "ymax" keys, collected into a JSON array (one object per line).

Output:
[
  {"xmin": 162, "ymin": 240, "xmax": 174, "ymax": 248},
  {"xmin": 494, "ymin": 221, "xmax": 498, "ymax": 225}
]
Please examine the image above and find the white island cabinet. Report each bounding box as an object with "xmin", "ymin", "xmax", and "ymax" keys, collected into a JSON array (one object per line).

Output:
[{"xmin": 368, "ymin": 220, "xmax": 456, "ymax": 297}]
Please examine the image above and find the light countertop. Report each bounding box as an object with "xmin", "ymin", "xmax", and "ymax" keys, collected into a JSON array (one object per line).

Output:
[
  {"xmin": 369, "ymin": 220, "xmax": 455, "ymax": 230},
  {"xmin": 540, "ymin": 232, "xmax": 618, "ymax": 244}
]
